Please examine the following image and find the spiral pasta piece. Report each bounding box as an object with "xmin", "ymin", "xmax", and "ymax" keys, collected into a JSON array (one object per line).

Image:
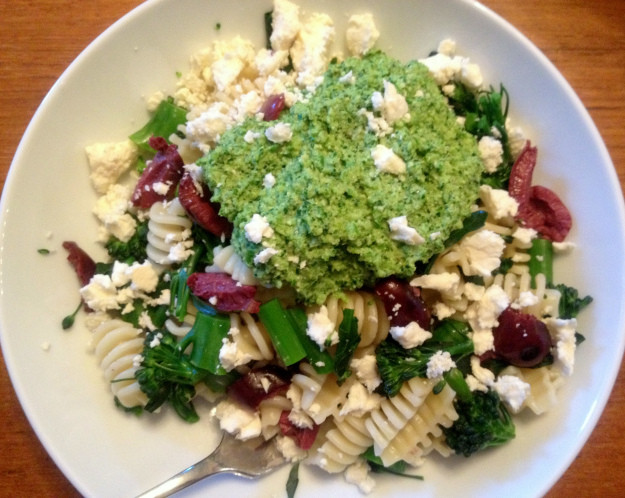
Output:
[
  {"xmin": 290, "ymin": 363, "xmax": 350, "ymax": 425},
  {"xmin": 308, "ymin": 291, "xmax": 389, "ymax": 349},
  {"xmin": 206, "ymin": 245, "xmax": 259, "ymax": 285},
  {"xmin": 500, "ymin": 365, "xmax": 564, "ymax": 415},
  {"xmin": 310, "ymin": 411, "xmax": 374, "ymax": 473},
  {"xmin": 146, "ymin": 198, "xmax": 193, "ymax": 269},
  {"xmin": 378, "ymin": 383, "xmax": 458, "ymax": 466},
  {"xmin": 226, "ymin": 311, "xmax": 275, "ymax": 363},
  {"xmin": 259, "ymin": 395, "xmax": 292, "ymax": 440},
  {"xmin": 90, "ymin": 318, "xmax": 147, "ymax": 408},
  {"xmin": 364, "ymin": 377, "xmax": 455, "ymax": 467}
]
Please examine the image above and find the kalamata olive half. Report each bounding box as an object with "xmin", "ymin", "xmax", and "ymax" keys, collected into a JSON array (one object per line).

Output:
[
  {"xmin": 492, "ymin": 307, "xmax": 552, "ymax": 367},
  {"xmin": 374, "ymin": 277, "xmax": 431, "ymax": 329},
  {"xmin": 261, "ymin": 93, "xmax": 286, "ymax": 121},
  {"xmin": 227, "ymin": 365, "xmax": 291, "ymax": 409}
]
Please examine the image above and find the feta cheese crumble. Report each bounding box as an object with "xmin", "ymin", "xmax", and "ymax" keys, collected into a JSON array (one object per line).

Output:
[
  {"xmin": 389, "ymin": 321, "xmax": 432, "ymax": 349},
  {"xmin": 388, "ymin": 215, "xmax": 425, "ymax": 246},
  {"xmin": 244, "ymin": 214, "xmax": 274, "ymax": 243},
  {"xmin": 265, "ymin": 122, "xmax": 293, "ymax": 143},
  {"xmin": 426, "ymin": 350, "xmax": 456, "ymax": 379},
  {"xmin": 345, "ymin": 12, "xmax": 379, "ymax": 56},
  {"xmin": 371, "ymin": 144, "xmax": 406, "ymax": 174},
  {"xmin": 306, "ymin": 305, "xmax": 337, "ymax": 349}
]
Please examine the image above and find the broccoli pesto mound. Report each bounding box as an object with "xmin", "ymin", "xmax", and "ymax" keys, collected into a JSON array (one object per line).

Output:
[{"xmin": 199, "ymin": 51, "xmax": 484, "ymax": 304}]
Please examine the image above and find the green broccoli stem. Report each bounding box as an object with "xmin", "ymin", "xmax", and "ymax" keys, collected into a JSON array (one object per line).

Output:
[
  {"xmin": 529, "ymin": 237, "xmax": 553, "ymax": 287},
  {"xmin": 443, "ymin": 368, "xmax": 472, "ymax": 403},
  {"xmin": 177, "ymin": 311, "xmax": 231, "ymax": 375}
]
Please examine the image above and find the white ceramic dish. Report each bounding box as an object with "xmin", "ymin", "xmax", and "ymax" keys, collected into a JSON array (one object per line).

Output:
[{"xmin": 1, "ymin": 0, "xmax": 624, "ymax": 497}]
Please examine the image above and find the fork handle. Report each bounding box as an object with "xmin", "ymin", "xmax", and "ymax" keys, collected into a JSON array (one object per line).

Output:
[{"xmin": 135, "ymin": 455, "xmax": 225, "ymax": 498}]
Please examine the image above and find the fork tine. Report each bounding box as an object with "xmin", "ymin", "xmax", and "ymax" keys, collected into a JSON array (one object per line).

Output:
[{"xmin": 135, "ymin": 434, "xmax": 286, "ymax": 498}]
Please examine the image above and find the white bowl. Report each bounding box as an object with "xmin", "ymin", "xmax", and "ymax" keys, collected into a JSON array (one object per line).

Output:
[{"xmin": 1, "ymin": 1, "xmax": 624, "ymax": 497}]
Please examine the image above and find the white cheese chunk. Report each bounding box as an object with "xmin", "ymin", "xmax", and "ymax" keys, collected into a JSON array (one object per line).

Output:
[
  {"xmin": 371, "ymin": 144, "xmax": 406, "ymax": 174},
  {"xmin": 390, "ymin": 321, "xmax": 432, "ymax": 349},
  {"xmin": 388, "ymin": 215, "xmax": 425, "ymax": 246},
  {"xmin": 492, "ymin": 375, "xmax": 531, "ymax": 413},
  {"xmin": 306, "ymin": 305, "xmax": 337, "ymax": 349},
  {"xmin": 345, "ymin": 13, "xmax": 379, "ymax": 56},
  {"xmin": 426, "ymin": 350, "xmax": 456, "ymax": 379},
  {"xmin": 244, "ymin": 214, "xmax": 274, "ymax": 243},
  {"xmin": 265, "ymin": 122, "xmax": 293, "ymax": 143},
  {"xmin": 85, "ymin": 139, "xmax": 138, "ymax": 194}
]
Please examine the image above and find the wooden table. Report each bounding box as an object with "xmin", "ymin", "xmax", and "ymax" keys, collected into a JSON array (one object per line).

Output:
[{"xmin": 1, "ymin": 1, "xmax": 624, "ymax": 496}]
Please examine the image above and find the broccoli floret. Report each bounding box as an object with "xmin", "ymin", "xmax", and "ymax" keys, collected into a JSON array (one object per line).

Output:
[
  {"xmin": 552, "ymin": 283, "xmax": 593, "ymax": 319},
  {"xmin": 443, "ymin": 388, "xmax": 515, "ymax": 457},
  {"xmin": 105, "ymin": 218, "xmax": 148, "ymax": 262},
  {"xmin": 375, "ymin": 319, "xmax": 474, "ymax": 397},
  {"xmin": 135, "ymin": 327, "xmax": 238, "ymax": 423}
]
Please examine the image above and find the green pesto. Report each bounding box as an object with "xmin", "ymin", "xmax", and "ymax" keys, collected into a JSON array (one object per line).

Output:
[{"xmin": 199, "ymin": 51, "xmax": 483, "ymax": 304}]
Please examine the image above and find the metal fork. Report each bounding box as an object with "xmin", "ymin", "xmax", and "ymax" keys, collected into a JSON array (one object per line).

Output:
[{"xmin": 135, "ymin": 433, "xmax": 287, "ymax": 497}]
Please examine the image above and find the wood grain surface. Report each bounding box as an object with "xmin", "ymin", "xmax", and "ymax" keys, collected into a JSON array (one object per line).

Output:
[{"xmin": 1, "ymin": 1, "xmax": 624, "ymax": 496}]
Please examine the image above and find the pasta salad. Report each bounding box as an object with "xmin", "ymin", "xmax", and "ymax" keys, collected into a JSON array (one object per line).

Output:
[{"xmin": 63, "ymin": 0, "xmax": 592, "ymax": 493}]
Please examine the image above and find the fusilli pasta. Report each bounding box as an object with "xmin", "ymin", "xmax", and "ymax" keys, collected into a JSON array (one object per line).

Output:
[{"xmin": 89, "ymin": 318, "xmax": 147, "ymax": 408}]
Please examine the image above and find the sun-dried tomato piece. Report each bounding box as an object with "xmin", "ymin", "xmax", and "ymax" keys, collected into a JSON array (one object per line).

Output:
[
  {"xmin": 178, "ymin": 171, "xmax": 233, "ymax": 238},
  {"xmin": 131, "ymin": 136, "xmax": 184, "ymax": 209},
  {"xmin": 62, "ymin": 241, "xmax": 96, "ymax": 286},
  {"xmin": 260, "ymin": 94, "xmax": 286, "ymax": 121},
  {"xmin": 521, "ymin": 185, "xmax": 573, "ymax": 242},
  {"xmin": 508, "ymin": 141, "xmax": 537, "ymax": 207},
  {"xmin": 508, "ymin": 141, "xmax": 572, "ymax": 241},
  {"xmin": 186, "ymin": 272, "xmax": 260, "ymax": 313},
  {"xmin": 279, "ymin": 410, "xmax": 319, "ymax": 450}
]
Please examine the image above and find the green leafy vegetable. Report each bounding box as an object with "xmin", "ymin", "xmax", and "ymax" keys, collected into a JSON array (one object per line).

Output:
[
  {"xmin": 129, "ymin": 97, "xmax": 188, "ymax": 157},
  {"xmin": 553, "ymin": 283, "xmax": 593, "ymax": 319},
  {"xmin": 105, "ymin": 218, "xmax": 148, "ymax": 263},
  {"xmin": 362, "ymin": 447, "xmax": 423, "ymax": 479},
  {"xmin": 376, "ymin": 319, "xmax": 474, "ymax": 397},
  {"xmin": 61, "ymin": 301, "xmax": 82, "ymax": 330},
  {"xmin": 135, "ymin": 328, "xmax": 237, "ymax": 422},
  {"xmin": 333, "ymin": 309, "xmax": 360, "ymax": 384},
  {"xmin": 285, "ymin": 306, "xmax": 335, "ymax": 374},
  {"xmin": 135, "ymin": 330, "xmax": 205, "ymax": 422},
  {"xmin": 286, "ymin": 462, "xmax": 299, "ymax": 498},
  {"xmin": 448, "ymin": 83, "xmax": 513, "ymax": 189}
]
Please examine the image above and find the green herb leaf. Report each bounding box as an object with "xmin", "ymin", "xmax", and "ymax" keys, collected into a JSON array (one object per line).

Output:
[
  {"xmin": 286, "ymin": 462, "xmax": 299, "ymax": 498},
  {"xmin": 334, "ymin": 309, "xmax": 360, "ymax": 384},
  {"xmin": 61, "ymin": 301, "xmax": 83, "ymax": 330}
]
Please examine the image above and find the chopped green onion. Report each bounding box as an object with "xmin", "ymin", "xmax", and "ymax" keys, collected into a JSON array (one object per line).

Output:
[
  {"xmin": 286, "ymin": 307, "xmax": 334, "ymax": 374},
  {"xmin": 178, "ymin": 311, "xmax": 230, "ymax": 375},
  {"xmin": 258, "ymin": 299, "xmax": 307, "ymax": 366},
  {"xmin": 529, "ymin": 237, "xmax": 553, "ymax": 287}
]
